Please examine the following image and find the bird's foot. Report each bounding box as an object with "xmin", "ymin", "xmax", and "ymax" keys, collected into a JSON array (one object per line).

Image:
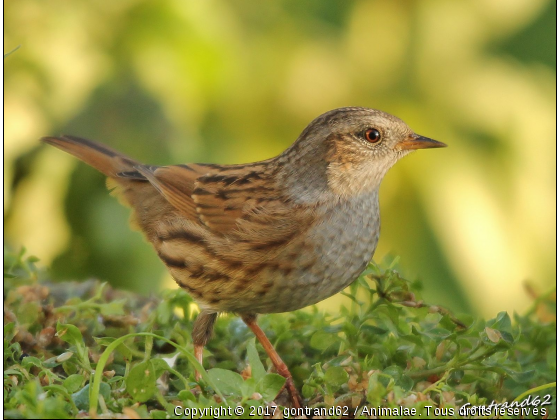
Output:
[
  {"xmin": 194, "ymin": 344, "xmax": 204, "ymax": 381},
  {"xmin": 278, "ymin": 375, "xmax": 303, "ymax": 409},
  {"xmin": 242, "ymin": 314, "xmax": 303, "ymax": 409}
]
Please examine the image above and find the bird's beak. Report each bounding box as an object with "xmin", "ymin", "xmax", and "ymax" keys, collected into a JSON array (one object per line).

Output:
[{"xmin": 397, "ymin": 134, "xmax": 447, "ymax": 150}]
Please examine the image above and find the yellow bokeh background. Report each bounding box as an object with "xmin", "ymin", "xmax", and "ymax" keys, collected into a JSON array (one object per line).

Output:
[{"xmin": 4, "ymin": 0, "xmax": 555, "ymax": 317}]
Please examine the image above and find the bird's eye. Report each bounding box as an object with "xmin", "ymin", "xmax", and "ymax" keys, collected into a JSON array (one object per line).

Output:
[{"xmin": 364, "ymin": 129, "xmax": 381, "ymax": 144}]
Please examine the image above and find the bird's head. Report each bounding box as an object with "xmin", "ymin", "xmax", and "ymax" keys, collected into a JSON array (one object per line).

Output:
[{"xmin": 285, "ymin": 107, "xmax": 446, "ymax": 199}]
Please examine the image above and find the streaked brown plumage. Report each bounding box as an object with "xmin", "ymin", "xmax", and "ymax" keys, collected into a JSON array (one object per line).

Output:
[{"xmin": 42, "ymin": 107, "xmax": 445, "ymax": 407}]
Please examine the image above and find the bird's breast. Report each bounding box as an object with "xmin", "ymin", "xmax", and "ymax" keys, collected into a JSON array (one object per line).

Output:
[
  {"xmin": 235, "ymin": 191, "xmax": 381, "ymax": 313},
  {"xmin": 158, "ymin": 191, "xmax": 381, "ymax": 314},
  {"xmin": 287, "ymin": 191, "xmax": 381, "ymax": 308}
]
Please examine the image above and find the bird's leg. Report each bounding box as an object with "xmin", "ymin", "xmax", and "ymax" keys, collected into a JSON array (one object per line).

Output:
[
  {"xmin": 241, "ymin": 314, "xmax": 303, "ymax": 408},
  {"xmin": 191, "ymin": 312, "xmax": 218, "ymax": 381}
]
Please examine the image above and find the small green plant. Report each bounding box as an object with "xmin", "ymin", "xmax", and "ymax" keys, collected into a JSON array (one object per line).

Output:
[{"xmin": 3, "ymin": 246, "xmax": 556, "ymax": 418}]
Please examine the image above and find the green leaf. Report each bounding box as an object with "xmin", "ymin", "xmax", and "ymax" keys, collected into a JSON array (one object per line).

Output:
[
  {"xmin": 125, "ymin": 361, "xmax": 157, "ymax": 402},
  {"xmin": 428, "ymin": 328, "xmax": 453, "ymax": 339},
  {"xmin": 72, "ymin": 383, "xmax": 110, "ymax": 411},
  {"xmin": 177, "ymin": 389, "xmax": 196, "ymax": 403},
  {"xmin": 361, "ymin": 324, "xmax": 388, "ymax": 336},
  {"xmin": 367, "ymin": 373, "xmax": 387, "ymax": 406},
  {"xmin": 4, "ymin": 322, "xmax": 15, "ymax": 340},
  {"xmin": 62, "ymin": 361, "xmax": 78, "ymax": 376},
  {"xmin": 257, "ymin": 373, "xmax": 286, "ymax": 401},
  {"xmin": 402, "ymin": 334, "xmax": 424, "ymax": 346},
  {"xmin": 340, "ymin": 291, "xmax": 363, "ymax": 304},
  {"xmin": 461, "ymin": 373, "xmax": 481, "ymax": 384},
  {"xmin": 383, "ymin": 365, "xmax": 403, "ymax": 381},
  {"xmin": 247, "ymin": 338, "xmax": 266, "ymax": 382},
  {"xmin": 239, "ymin": 377, "xmax": 256, "ymax": 399},
  {"xmin": 397, "ymin": 375, "xmax": 414, "ymax": 391},
  {"xmin": 150, "ymin": 358, "xmax": 171, "ymax": 377},
  {"xmin": 397, "ymin": 318, "xmax": 412, "ymax": 334},
  {"xmin": 423, "ymin": 313, "xmax": 443, "ymax": 328},
  {"xmin": 117, "ymin": 342, "xmax": 133, "ymax": 360},
  {"xmin": 63, "ymin": 374, "xmax": 84, "ymax": 393},
  {"xmin": 207, "ymin": 368, "xmax": 244, "ymax": 397},
  {"xmin": 302, "ymin": 384, "xmax": 315, "ymax": 399},
  {"xmin": 310, "ymin": 330, "xmax": 338, "ymax": 351},
  {"xmin": 95, "ymin": 336, "xmax": 133, "ymax": 359},
  {"xmin": 439, "ymin": 314, "xmax": 459, "ymax": 332},
  {"xmin": 491, "ymin": 311, "xmax": 512, "ymax": 333},
  {"xmin": 99, "ymin": 300, "xmax": 126, "ymax": 316},
  {"xmin": 21, "ymin": 356, "xmax": 42, "ymax": 369},
  {"xmin": 4, "ymin": 369, "xmax": 24, "ymax": 377},
  {"xmin": 44, "ymin": 384, "xmax": 71, "ymax": 396},
  {"xmin": 156, "ymin": 302, "xmax": 172, "ymax": 324},
  {"xmin": 500, "ymin": 331, "xmax": 514, "ymax": 343},
  {"xmin": 56, "ymin": 322, "xmax": 83, "ymax": 346},
  {"xmin": 502, "ymin": 368, "xmax": 536, "ymax": 383},
  {"xmin": 93, "ymin": 337, "xmax": 114, "ymax": 346},
  {"xmin": 457, "ymin": 337, "xmax": 473, "ymax": 349},
  {"xmin": 324, "ymin": 366, "xmax": 349, "ymax": 388}
]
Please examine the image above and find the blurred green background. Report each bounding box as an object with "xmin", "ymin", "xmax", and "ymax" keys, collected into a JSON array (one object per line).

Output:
[{"xmin": 4, "ymin": 0, "xmax": 555, "ymax": 317}]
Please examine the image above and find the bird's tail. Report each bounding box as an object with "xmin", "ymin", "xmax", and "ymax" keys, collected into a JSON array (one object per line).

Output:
[{"xmin": 41, "ymin": 135, "xmax": 140, "ymax": 178}]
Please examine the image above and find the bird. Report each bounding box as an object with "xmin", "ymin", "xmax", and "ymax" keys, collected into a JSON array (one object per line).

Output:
[{"xmin": 41, "ymin": 107, "xmax": 446, "ymax": 407}]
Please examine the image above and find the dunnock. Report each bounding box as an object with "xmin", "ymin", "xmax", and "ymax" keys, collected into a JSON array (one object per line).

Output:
[{"xmin": 42, "ymin": 107, "xmax": 445, "ymax": 407}]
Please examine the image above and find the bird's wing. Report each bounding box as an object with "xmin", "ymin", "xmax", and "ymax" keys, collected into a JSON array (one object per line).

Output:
[
  {"xmin": 135, "ymin": 162, "xmax": 282, "ymax": 234},
  {"xmin": 134, "ymin": 164, "xmax": 206, "ymax": 222}
]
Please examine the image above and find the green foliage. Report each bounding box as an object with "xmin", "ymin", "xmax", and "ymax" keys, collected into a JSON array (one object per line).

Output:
[{"xmin": 3, "ymin": 247, "xmax": 556, "ymax": 418}]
